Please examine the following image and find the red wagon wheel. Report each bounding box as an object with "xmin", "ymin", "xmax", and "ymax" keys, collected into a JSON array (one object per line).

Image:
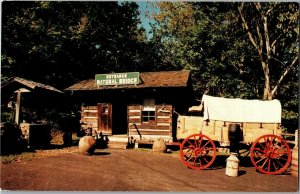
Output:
[
  {"xmin": 180, "ymin": 134, "xmax": 217, "ymax": 170},
  {"xmin": 250, "ymin": 134, "xmax": 291, "ymax": 175}
]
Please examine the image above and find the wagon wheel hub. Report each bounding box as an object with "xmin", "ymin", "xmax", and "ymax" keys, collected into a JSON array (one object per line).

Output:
[
  {"xmin": 266, "ymin": 150, "xmax": 275, "ymax": 159},
  {"xmin": 194, "ymin": 148, "xmax": 203, "ymax": 156}
]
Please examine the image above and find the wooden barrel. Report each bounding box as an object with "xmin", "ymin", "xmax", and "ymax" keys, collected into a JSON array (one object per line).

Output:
[{"xmin": 291, "ymin": 145, "xmax": 298, "ymax": 177}]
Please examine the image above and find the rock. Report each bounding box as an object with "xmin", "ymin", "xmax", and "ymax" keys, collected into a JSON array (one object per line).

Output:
[
  {"xmin": 78, "ymin": 136, "xmax": 96, "ymax": 155},
  {"xmin": 152, "ymin": 139, "xmax": 167, "ymax": 153}
]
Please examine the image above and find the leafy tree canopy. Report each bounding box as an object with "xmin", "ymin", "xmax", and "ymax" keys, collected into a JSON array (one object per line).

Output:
[
  {"xmin": 1, "ymin": 1, "xmax": 298, "ymax": 130},
  {"xmin": 150, "ymin": 2, "xmax": 298, "ymax": 129},
  {"xmin": 2, "ymin": 1, "xmax": 149, "ymax": 88}
]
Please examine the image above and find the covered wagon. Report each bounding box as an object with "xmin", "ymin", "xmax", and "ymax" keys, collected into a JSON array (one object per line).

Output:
[{"xmin": 177, "ymin": 94, "xmax": 291, "ymax": 175}]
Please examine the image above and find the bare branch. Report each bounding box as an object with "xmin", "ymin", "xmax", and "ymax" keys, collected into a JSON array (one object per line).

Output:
[
  {"xmin": 255, "ymin": 2, "xmax": 272, "ymax": 60},
  {"xmin": 263, "ymin": 16, "xmax": 271, "ymax": 60},
  {"xmin": 238, "ymin": 3, "xmax": 259, "ymax": 50},
  {"xmin": 271, "ymin": 33, "xmax": 283, "ymax": 51},
  {"xmin": 256, "ymin": 21, "xmax": 264, "ymax": 57},
  {"xmin": 254, "ymin": 2, "xmax": 261, "ymax": 11},
  {"xmin": 271, "ymin": 55, "xmax": 299, "ymax": 96}
]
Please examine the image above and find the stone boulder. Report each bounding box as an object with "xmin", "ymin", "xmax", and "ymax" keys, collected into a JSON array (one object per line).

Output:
[
  {"xmin": 78, "ymin": 136, "xmax": 96, "ymax": 155},
  {"xmin": 152, "ymin": 139, "xmax": 167, "ymax": 153}
]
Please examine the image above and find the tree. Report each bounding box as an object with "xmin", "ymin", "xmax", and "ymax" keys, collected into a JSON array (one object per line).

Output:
[
  {"xmin": 238, "ymin": 2, "xmax": 299, "ymax": 100},
  {"xmin": 151, "ymin": 2, "xmax": 257, "ymax": 98},
  {"xmin": 150, "ymin": 2, "xmax": 298, "ymax": 129},
  {"xmin": 151, "ymin": 2, "xmax": 298, "ymax": 100},
  {"xmin": 1, "ymin": 1, "xmax": 148, "ymax": 88}
]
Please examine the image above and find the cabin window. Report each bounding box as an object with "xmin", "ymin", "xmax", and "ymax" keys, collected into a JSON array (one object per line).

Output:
[
  {"xmin": 142, "ymin": 107, "xmax": 156, "ymax": 123},
  {"xmin": 142, "ymin": 98, "xmax": 156, "ymax": 123}
]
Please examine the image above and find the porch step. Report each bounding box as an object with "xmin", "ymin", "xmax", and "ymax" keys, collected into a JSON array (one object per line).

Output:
[
  {"xmin": 108, "ymin": 136, "xmax": 128, "ymax": 143},
  {"xmin": 107, "ymin": 141, "xmax": 128, "ymax": 149}
]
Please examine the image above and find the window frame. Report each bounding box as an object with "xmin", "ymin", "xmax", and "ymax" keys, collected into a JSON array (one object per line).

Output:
[{"xmin": 141, "ymin": 107, "xmax": 157, "ymax": 124}]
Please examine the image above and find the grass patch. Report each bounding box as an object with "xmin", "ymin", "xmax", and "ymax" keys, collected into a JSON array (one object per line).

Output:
[
  {"xmin": 1, "ymin": 146, "xmax": 78, "ymax": 164},
  {"xmin": 1, "ymin": 152, "xmax": 38, "ymax": 164}
]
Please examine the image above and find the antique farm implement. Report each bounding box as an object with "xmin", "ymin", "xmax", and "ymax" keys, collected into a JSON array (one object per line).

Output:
[{"xmin": 177, "ymin": 95, "xmax": 292, "ymax": 175}]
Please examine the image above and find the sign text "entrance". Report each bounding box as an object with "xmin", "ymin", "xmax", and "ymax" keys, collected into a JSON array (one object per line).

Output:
[{"xmin": 95, "ymin": 72, "xmax": 139, "ymax": 86}]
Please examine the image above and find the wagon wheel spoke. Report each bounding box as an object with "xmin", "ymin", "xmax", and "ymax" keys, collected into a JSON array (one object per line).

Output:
[
  {"xmin": 183, "ymin": 145, "xmax": 194, "ymax": 151},
  {"xmin": 200, "ymin": 141, "xmax": 210, "ymax": 150},
  {"xmin": 239, "ymin": 149, "xmax": 249, "ymax": 155},
  {"xmin": 274, "ymin": 159, "xmax": 284, "ymax": 168},
  {"xmin": 252, "ymin": 149, "xmax": 265, "ymax": 157},
  {"xmin": 255, "ymin": 156, "xmax": 267, "ymax": 165},
  {"xmin": 268, "ymin": 159, "xmax": 271, "ymax": 173},
  {"xmin": 186, "ymin": 139, "xmax": 195, "ymax": 148},
  {"xmin": 274, "ymin": 139, "xmax": 280, "ymax": 148},
  {"xmin": 183, "ymin": 152, "xmax": 193, "ymax": 161},
  {"xmin": 253, "ymin": 153, "xmax": 265, "ymax": 157},
  {"xmin": 269, "ymin": 136, "xmax": 275, "ymax": 144},
  {"xmin": 257, "ymin": 142, "xmax": 266, "ymax": 150},
  {"xmin": 181, "ymin": 148, "xmax": 193, "ymax": 158},
  {"xmin": 194, "ymin": 135, "xmax": 199, "ymax": 148},
  {"xmin": 275, "ymin": 155, "xmax": 288, "ymax": 161},
  {"xmin": 263, "ymin": 137, "xmax": 269, "ymax": 146},
  {"xmin": 272, "ymin": 160, "xmax": 278, "ymax": 171},
  {"xmin": 193, "ymin": 156, "xmax": 198, "ymax": 166},
  {"xmin": 260, "ymin": 158, "xmax": 269, "ymax": 170},
  {"xmin": 203, "ymin": 154, "xmax": 214, "ymax": 164},
  {"xmin": 198, "ymin": 136, "xmax": 203, "ymax": 148},
  {"xmin": 250, "ymin": 134, "xmax": 291, "ymax": 175}
]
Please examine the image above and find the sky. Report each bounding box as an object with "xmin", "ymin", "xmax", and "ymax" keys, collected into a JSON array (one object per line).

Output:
[
  {"xmin": 117, "ymin": 1, "xmax": 159, "ymax": 39},
  {"xmin": 136, "ymin": 1, "xmax": 158, "ymax": 39}
]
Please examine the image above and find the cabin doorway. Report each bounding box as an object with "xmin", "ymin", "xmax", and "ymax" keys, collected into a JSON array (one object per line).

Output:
[
  {"xmin": 111, "ymin": 103, "xmax": 128, "ymax": 135},
  {"xmin": 98, "ymin": 103, "xmax": 112, "ymax": 135}
]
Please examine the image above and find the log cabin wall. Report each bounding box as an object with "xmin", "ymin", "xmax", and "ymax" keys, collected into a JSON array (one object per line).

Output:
[
  {"xmin": 80, "ymin": 106, "xmax": 98, "ymax": 134},
  {"xmin": 128, "ymin": 104, "xmax": 173, "ymax": 144}
]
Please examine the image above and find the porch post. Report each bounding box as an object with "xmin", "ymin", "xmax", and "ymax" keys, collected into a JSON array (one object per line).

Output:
[{"xmin": 15, "ymin": 91, "xmax": 22, "ymax": 125}]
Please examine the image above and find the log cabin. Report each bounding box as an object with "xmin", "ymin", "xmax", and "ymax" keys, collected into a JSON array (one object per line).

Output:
[{"xmin": 64, "ymin": 70, "xmax": 193, "ymax": 148}]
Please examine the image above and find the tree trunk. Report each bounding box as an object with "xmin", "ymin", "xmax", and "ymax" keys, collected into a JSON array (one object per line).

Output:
[{"xmin": 261, "ymin": 61, "xmax": 272, "ymax": 100}]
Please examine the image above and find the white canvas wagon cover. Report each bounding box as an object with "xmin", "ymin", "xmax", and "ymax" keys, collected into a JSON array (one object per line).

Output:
[{"xmin": 202, "ymin": 94, "xmax": 281, "ymax": 123}]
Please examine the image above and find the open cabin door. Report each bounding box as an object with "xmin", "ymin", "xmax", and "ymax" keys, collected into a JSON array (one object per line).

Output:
[{"xmin": 98, "ymin": 103, "xmax": 112, "ymax": 135}]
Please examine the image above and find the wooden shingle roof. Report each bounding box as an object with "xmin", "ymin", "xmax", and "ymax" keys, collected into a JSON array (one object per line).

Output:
[
  {"xmin": 65, "ymin": 70, "xmax": 190, "ymax": 91},
  {"xmin": 1, "ymin": 77, "xmax": 63, "ymax": 93}
]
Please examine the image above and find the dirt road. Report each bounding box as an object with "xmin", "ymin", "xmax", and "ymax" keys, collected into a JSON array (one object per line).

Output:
[{"xmin": 1, "ymin": 148, "xmax": 298, "ymax": 191}]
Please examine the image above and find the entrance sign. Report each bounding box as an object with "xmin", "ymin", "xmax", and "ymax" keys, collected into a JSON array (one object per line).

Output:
[{"xmin": 95, "ymin": 72, "xmax": 139, "ymax": 86}]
